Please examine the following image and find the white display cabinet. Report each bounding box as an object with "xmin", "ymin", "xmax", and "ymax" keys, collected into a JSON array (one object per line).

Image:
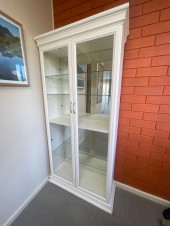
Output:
[{"xmin": 35, "ymin": 3, "xmax": 129, "ymax": 213}]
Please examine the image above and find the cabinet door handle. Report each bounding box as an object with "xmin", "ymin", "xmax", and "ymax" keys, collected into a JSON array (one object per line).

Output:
[
  {"xmin": 70, "ymin": 102, "xmax": 72, "ymax": 113},
  {"xmin": 73, "ymin": 103, "xmax": 76, "ymax": 114}
]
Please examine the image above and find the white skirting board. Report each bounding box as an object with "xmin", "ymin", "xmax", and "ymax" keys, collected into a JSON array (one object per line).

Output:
[
  {"xmin": 115, "ymin": 181, "xmax": 170, "ymax": 207},
  {"xmin": 3, "ymin": 177, "xmax": 49, "ymax": 226},
  {"xmin": 3, "ymin": 178, "xmax": 170, "ymax": 226}
]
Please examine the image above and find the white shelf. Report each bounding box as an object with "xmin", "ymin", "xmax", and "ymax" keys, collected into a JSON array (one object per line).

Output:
[
  {"xmin": 50, "ymin": 114, "xmax": 71, "ymax": 126},
  {"xmin": 50, "ymin": 113, "xmax": 109, "ymax": 133}
]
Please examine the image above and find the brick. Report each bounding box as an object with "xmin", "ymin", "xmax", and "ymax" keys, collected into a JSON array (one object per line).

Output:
[
  {"xmin": 139, "ymin": 142, "xmax": 166, "ymax": 154},
  {"xmin": 55, "ymin": 9, "xmax": 71, "ymax": 22},
  {"xmin": 115, "ymin": 156, "xmax": 125, "ymax": 168},
  {"xmin": 116, "ymin": 144, "xmax": 127, "ymax": 153},
  {"xmin": 72, "ymin": 1, "xmax": 91, "ymax": 16},
  {"xmin": 153, "ymin": 138, "xmax": 170, "ymax": 149},
  {"xmin": 129, "ymin": 133, "xmax": 153, "ymax": 144},
  {"xmin": 114, "ymin": 168, "xmax": 124, "ymax": 179},
  {"xmin": 143, "ymin": 0, "xmax": 170, "ymax": 14},
  {"xmin": 163, "ymin": 163, "xmax": 170, "ymax": 171},
  {"xmin": 167, "ymin": 148, "xmax": 170, "ymax": 156},
  {"xmin": 163, "ymin": 86, "xmax": 170, "ymax": 95},
  {"xmin": 132, "ymin": 104, "xmax": 159, "ymax": 113},
  {"xmin": 128, "ymin": 27, "xmax": 142, "ymax": 40},
  {"xmin": 124, "ymin": 58, "xmax": 151, "ymax": 68},
  {"xmin": 135, "ymin": 166, "xmax": 148, "ymax": 183},
  {"xmin": 130, "ymin": 119, "xmax": 156, "ymax": 129},
  {"xmin": 134, "ymin": 86, "xmax": 163, "ymax": 95},
  {"xmin": 63, "ymin": 0, "xmax": 81, "ymax": 10},
  {"xmin": 143, "ymin": 112, "xmax": 170, "ymax": 123},
  {"xmin": 133, "ymin": 180, "xmax": 147, "ymax": 192},
  {"xmin": 137, "ymin": 155, "xmax": 162, "ymax": 168},
  {"xmin": 117, "ymin": 138, "xmax": 139, "ymax": 148},
  {"xmin": 124, "ymin": 159, "xmax": 137, "ymax": 169},
  {"xmin": 53, "ymin": 3, "xmax": 64, "ymax": 15},
  {"xmin": 130, "ymin": 0, "xmax": 152, "ymax": 7},
  {"xmin": 120, "ymin": 103, "xmax": 132, "ymax": 111},
  {"xmin": 147, "ymin": 96, "xmax": 170, "ymax": 105},
  {"xmin": 160, "ymin": 8, "xmax": 170, "ymax": 21},
  {"xmin": 156, "ymin": 122, "xmax": 170, "ymax": 132},
  {"xmin": 122, "ymin": 69, "xmax": 136, "ymax": 77},
  {"xmin": 122, "ymin": 77, "xmax": 148, "ymax": 86},
  {"xmin": 130, "ymin": 12, "xmax": 159, "ymax": 29},
  {"xmin": 142, "ymin": 21, "xmax": 170, "ymax": 36},
  {"xmin": 159, "ymin": 105, "xmax": 170, "ymax": 114},
  {"xmin": 116, "ymin": 150, "xmax": 137, "ymax": 161},
  {"xmin": 103, "ymin": 0, "xmax": 128, "ymax": 11},
  {"xmin": 121, "ymin": 95, "xmax": 146, "ymax": 104},
  {"xmin": 125, "ymin": 36, "xmax": 155, "ymax": 50},
  {"xmin": 54, "ymin": 21, "xmax": 64, "ymax": 29},
  {"xmin": 151, "ymin": 151, "xmax": 170, "ymax": 163},
  {"xmin": 155, "ymin": 32, "xmax": 170, "ymax": 45},
  {"xmin": 168, "ymin": 67, "xmax": 170, "ymax": 75},
  {"xmin": 136, "ymin": 66, "xmax": 168, "ymax": 77},
  {"xmin": 119, "ymin": 124, "xmax": 141, "ymax": 134},
  {"xmin": 160, "ymin": 171, "xmax": 170, "ymax": 186},
  {"xmin": 152, "ymin": 55, "xmax": 170, "ymax": 66},
  {"xmin": 155, "ymin": 188, "xmax": 170, "ymax": 200},
  {"xmin": 119, "ymin": 110, "xmax": 143, "ymax": 119},
  {"xmin": 130, "ymin": 4, "xmax": 143, "ymax": 18},
  {"xmin": 124, "ymin": 49, "xmax": 139, "ymax": 59},
  {"xmin": 121, "ymin": 87, "xmax": 134, "ymax": 95},
  {"xmin": 91, "ymin": 0, "xmax": 112, "ymax": 8},
  {"xmin": 118, "ymin": 118, "xmax": 130, "ymax": 126},
  {"xmin": 141, "ymin": 128, "xmax": 169, "ymax": 139},
  {"xmin": 81, "ymin": 6, "xmax": 103, "ymax": 19},
  {"xmin": 139, "ymin": 44, "xmax": 170, "ymax": 57},
  {"xmin": 149, "ymin": 76, "xmax": 170, "ymax": 86},
  {"xmin": 53, "ymin": 0, "xmax": 65, "ymax": 6},
  {"xmin": 63, "ymin": 14, "xmax": 82, "ymax": 25},
  {"xmin": 127, "ymin": 147, "xmax": 150, "ymax": 157},
  {"xmin": 118, "ymin": 131, "xmax": 129, "ymax": 139},
  {"xmin": 146, "ymin": 170, "xmax": 160, "ymax": 186}
]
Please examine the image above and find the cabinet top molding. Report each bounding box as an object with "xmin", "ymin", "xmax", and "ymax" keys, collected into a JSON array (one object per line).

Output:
[{"xmin": 34, "ymin": 3, "xmax": 129, "ymax": 46}]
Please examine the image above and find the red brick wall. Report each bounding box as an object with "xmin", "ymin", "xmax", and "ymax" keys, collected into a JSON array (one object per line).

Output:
[{"xmin": 53, "ymin": 0, "xmax": 170, "ymax": 200}]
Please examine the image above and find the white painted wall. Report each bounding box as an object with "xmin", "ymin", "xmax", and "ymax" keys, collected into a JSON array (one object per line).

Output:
[{"xmin": 0, "ymin": 0, "xmax": 53, "ymax": 225}]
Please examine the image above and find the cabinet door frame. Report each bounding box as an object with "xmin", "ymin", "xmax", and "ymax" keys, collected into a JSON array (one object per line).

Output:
[
  {"xmin": 71, "ymin": 24, "xmax": 124, "ymax": 202},
  {"xmin": 39, "ymin": 40, "xmax": 76, "ymax": 186}
]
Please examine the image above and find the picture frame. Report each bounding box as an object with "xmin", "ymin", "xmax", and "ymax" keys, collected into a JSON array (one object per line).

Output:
[
  {"xmin": 77, "ymin": 77, "xmax": 84, "ymax": 89},
  {"xmin": 97, "ymin": 63, "xmax": 104, "ymax": 103},
  {"xmin": 0, "ymin": 10, "xmax": 29, "ymax": 86},
  {"xmin": 77, "ymin": 64, "xmax": 85, "ymax": 89}
]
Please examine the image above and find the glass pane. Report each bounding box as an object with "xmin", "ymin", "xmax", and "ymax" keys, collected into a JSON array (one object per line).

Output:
[
  {"xmin": 76, "ymin": 35, "xmax": 113, "ymax": 197},
  {"xmin": 43, "ymin": 46, "xmax": 73, "ymax": 183}
]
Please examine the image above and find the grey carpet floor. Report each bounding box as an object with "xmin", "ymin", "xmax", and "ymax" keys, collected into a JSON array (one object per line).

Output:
[{"xmin": 12, "ymin": 182, "xmax": 166, "ymax": 226}]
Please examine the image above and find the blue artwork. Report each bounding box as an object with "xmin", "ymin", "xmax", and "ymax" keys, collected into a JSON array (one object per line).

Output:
[{"xmin": 0, "ymin": 15, "xmax": 27, "ymax": 84}]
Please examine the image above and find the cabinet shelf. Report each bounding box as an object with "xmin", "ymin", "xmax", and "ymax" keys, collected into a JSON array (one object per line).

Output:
[
  {"xmin": 45, "ymin": 70, "xmax": 112, "ymax": 78},
  {"xmin": 52, "ymin": 141, "xmax": 107, "ymax": 174},
  {"xmin": 50, "ymin": 113, "xmax": 109, "ymax": 133},
  {"xmin": 47, "ymin": 93, "xmax": 110, "ymax": 96}
]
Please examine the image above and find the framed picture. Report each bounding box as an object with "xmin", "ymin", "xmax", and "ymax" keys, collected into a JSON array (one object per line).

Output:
[
  {"xmin": 97, "ymin": 63, "xmax": 104, "ymax": 103},
  {"xmin": 0, "ymin": 10, "xmax": 29, "ymax": 86},
  {"xmin": 77, "ymin": 64, "xmax": 84, "ymax": 89},
  {"xmin": 77, "ymin": 77, "xmax": 84, "ymax": 88}
]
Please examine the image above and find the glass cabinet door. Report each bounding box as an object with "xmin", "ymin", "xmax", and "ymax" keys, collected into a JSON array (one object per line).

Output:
[
  {"xmin": 43, "ymin": 46, "xmax": 73, "ymax": 183},
  {"xmin": 76, "ymin": 35, "xmax": 113, "ymax": 197}
]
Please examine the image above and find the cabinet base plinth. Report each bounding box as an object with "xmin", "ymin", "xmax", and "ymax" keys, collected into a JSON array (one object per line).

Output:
[{"xmin": 49, "ymin": 175, "xmax": 115, "ymax": 214}]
